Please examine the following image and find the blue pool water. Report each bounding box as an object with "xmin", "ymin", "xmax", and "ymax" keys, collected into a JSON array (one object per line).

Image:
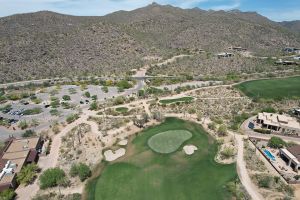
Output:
[{"xmin": 263, "ymin": 149, "xmax": 276, "ymax": 161}]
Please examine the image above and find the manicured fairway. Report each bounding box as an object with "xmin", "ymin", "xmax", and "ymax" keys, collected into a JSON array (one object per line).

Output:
[
  {"xmin": 159, "ymin": 96, "xmax": 194, "ymax": 104},
  {"xmin": 148, "ymin": 130, "xmax": 192, "ymax": 153},
  {"xmin": 235, "ymin": 76, "xmax": 300, "ymax": 101},
  {"xmin": 86, "ymin": 118, "xmax": 236, "ymax": 200}
]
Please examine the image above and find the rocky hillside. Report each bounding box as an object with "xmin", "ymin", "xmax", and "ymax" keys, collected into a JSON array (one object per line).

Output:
[
  {"xmin": 0, "ymin": 11, "xmax": 146, "ymax": 83},
  {"xmin": 103, "ymin": 3, "xmax": 300, "ymax": 54},
  {"xmin": 279, "ymin": 20, "xmax": 300, "ymax": 34},
  {"xmin": 1, "ymin": 3, "xmax": 300, "ymax": 83}
]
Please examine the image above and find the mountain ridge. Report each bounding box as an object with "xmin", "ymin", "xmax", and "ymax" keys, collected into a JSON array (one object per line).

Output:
[{"xmin": 0, "ymin": 3, "xmax": 299, "ymax": 83}]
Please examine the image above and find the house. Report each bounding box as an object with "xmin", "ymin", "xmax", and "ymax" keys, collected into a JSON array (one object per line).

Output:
[
  {"xmin": 275, "ymin": 59, "xmax": 297, "ymax": 65},
  {"xmin": 280, "ymin": 145, "xmax": 300, "ymax": 172},
  {"xmin": 293, "ymin": 108, "xmax": 300, "ymax": 117},
  {"xmin": 293, "ymin": 56, "xmax": 300, "ymax": 61},
  {"xmin": 256, "ymin": 112, "xmax": 300, "ymax": 135},
  {"xmin": 0, "ymin": 137, "xmax": 42, "ymax": 191},
  {"xmin": 217, "ymin": 52, "xmax": 234, "ymax": 58},
  {"xmin": 283, "ymin": 47, "xmax": 300, "ymax": 54},
  {"xmin": 228, "ymin": 46, "xmax": 247, "ymax": 51}
]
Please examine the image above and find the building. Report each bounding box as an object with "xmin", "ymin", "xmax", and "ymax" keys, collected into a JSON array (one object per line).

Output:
[
  {"xmin": 280, "ymin": 145, "xmax": 300, "ymax": 172},
  {"xmin": 275, "ymin": 59, "xmax": 297, "ymax": 65},
  {"xmin": 293, "ymin": 108, "xmax": 300, "ymax": 117},
  {"xmin": 228, "ymin": 46, "xmax": 247, "ymax": 51},
  {"xmin": 0, "ymin": 137, "xmax": 42, "ymax": 191},
  {"xmin": 283, "ymin": 47, "xmax": 300, "ymax": 54},
  {"xmin": 217, "ymin": 52, "xmax": 234, "ymax": 58},
  {"xmin": 257, "ymin": 112, "xmax": 300, "ymax": 135},
  {"xmin": 294, "ymin": 56, "xmax": 300, "ymax": 61}
]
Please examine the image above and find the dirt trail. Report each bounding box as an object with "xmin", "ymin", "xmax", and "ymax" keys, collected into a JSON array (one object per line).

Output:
[{"xmin": 235, "ymin": 134, "xmax": 264, "ymax": 200}]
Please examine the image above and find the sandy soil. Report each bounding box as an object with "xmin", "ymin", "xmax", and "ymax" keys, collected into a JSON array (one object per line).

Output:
[
  {"xmin": 183, "ymin": 145, "xmax": 197, "ymax": 155},
  {"xmin": 118, "ymin": 139, "xmax": 128, "ymax": 146},
  {"xmin": 104, "ymin": 148, "xmax": 126, "ymax": 161}
]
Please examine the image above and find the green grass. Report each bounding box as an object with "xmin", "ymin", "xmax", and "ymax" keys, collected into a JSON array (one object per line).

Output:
[
  {"xmin": 148, "ymin": 130, "xmax": 192, "ymax": 153},
  {"xmin": 235, "ymin": 76, "xmax": 300, "ymax": 101},
  {"xmin": 115, "ymin": 107, "xmax": 129, "ymax": 113},
  {"xmin": 159, "ymin": 97, "xmax": 194, "ymax": 104},
  {"xmin": 86, "ymin": 118, "xmax": 236, "ymax": 200}
]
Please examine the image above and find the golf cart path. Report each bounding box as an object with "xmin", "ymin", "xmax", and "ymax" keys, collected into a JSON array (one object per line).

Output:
[{"xmin": 234, "ymin": 134, "xmax": 264, "ymax": 200}]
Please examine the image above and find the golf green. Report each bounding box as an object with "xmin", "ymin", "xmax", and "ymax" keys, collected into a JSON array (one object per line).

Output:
[
  {"xmin": 86, "ymin": 118, "xmax": 236, "ymax": 200},
  {"xmin": 148, "ymin": 130, "xmax": 192, "ymax": 153},
  {"xmin": 235, "ymin": 76, "xmax": 300, "ymax": 101}
]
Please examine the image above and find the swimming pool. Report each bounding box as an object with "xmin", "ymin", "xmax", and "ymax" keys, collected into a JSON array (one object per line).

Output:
[{"xmin": 263, "ymin": 149, "xmax": 276, "ymax": 161}]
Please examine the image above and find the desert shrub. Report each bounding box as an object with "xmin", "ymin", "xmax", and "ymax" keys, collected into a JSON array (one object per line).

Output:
[
  {"xmin": 22, "ymin": 130, "xmax": 36, "ymax": 138},
  {"xmin": 113, "ymin": 96, "xmax": 125, "ymax": 105},
  {"xmin": 91, "ymin": 95, "xmax": 97, "ymax": 101},
  {"xmin": 268, "ymin": 136, "xmax": 286, "ymax": 149},
  {"xmin": 261, "ymin": 106, "xmax": 277, "ymax": 113},
  {"xmin": 18, "ymin": 120, "xmax": 28, "ymax": 130},
  {"xmin": 208, "ymin": 122, "xmax": 216, "ymax": 130},
  {"xmin": 257, "ymin": 175, "xmax": 273, "ymax": 188},
  {"xmin": 62, "ymin": 95, "xmax": 71, "ymax": 101},
  {"xmin": 221, "ymin": 147, "xmax": 235, "ymax": 159},
  {"xmin": 217, "ymin": 125, "xmax": 228, "ymax": 136},
  {"xmin": 17, "ymin": 163, "xmax": 39, "ymax": 185},
  {"xmin": 39, "ymin": 168, "xmax": 67, "ymax": 189},
  {"xmin": 89, "ymin": 102, "xmax": 98, "ymax": 110},
  {"xmin": 84, "ymin": 91, "xmax": 91, "ymax": 98},
  {"xmin": 0, "ymin": 189, "xmax": 16, "ymax": 200},
  {"xmin": 254, "ymin": 128, "xmax": 271, "ymax": 134},
  {"xmin": 66, "ymin": 114, "xmax": 79, "ymax": 124},
  {"xmin": 50, "ymin": 109, "xmax": 60, "ymax": 116},
  {"xmin": 69, "ymin": 163, "xmax": 91, "ymax": 182},
  {"xmin": 22, "ymin": 108, "xmax": 42, "ymax": 115}
]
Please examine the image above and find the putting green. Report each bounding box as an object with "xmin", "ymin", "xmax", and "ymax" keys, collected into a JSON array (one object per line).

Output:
[
  {"xmin": 147, "ymin": 130, "xmax": 192, "ymax": 153},
  {"xmin": 86, "ymin": 118, "xmax": 237, "ymax": 200}
]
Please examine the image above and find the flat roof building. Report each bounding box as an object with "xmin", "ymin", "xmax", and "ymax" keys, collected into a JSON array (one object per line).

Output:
[
  {"xmin": 217, "ymin": 52, "xmax": 234, "ymax": 58},
  {"xmin": 280, "ymin": 145, "xmax": 300, "ymax": 172},
  {"xmin": 0, "ymin": 137, "xmax": 42, "ymax": 191},
  {"xmin": 257, "ymin": 112, "xmax": 300, "ymax": 135}
]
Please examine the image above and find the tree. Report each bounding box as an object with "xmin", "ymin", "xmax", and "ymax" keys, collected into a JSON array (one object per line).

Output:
[
  {"xmin": 217, "ymin": 125, "xmax": 228, "ymax": 136},
  {"xmin": 0, "ymin": 189, "xmax": 16, "ymax": 200},
  {"xmin": 17, "ymin": 163, "xmax": 39, "ymax": 185},
  {"xmin": 39, "ymin": 168, "xmax": 67, "ymax": 189},
  {"xmin": 69, "ymin": 163, "xmax": 91, "ymax": 182},
  {"xmin": 268, "ymin": 136, "xmax": 286, "ymax": 148},
  {"xmin": 62, "ymin": 95, "xmax": 71, "ymax": 101}
]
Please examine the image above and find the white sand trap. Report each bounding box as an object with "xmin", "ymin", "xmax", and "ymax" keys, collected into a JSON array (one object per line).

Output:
[
  {"xmin": 104, "ymin": 148, "xmax": 126, "ymax": 161},
  {"xmin": 118, "ymin": 139, "xmax": 128, "ymax": 146},
  {"xmin": 183, "ymin": 145, "xmax": 198, "ymax": 155}
]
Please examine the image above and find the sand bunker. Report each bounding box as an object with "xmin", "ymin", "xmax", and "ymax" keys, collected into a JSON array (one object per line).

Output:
[
  {"xmin": 118, "ymin": 139, "xmax": 128, "ymax": 146},
  {"xmin": 183, "ymin": 145, "xmax": 198, "ymax": 155},
  {"xmin": 104, "ymin": 148, "xmax": 126, "ymax": 161}
]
